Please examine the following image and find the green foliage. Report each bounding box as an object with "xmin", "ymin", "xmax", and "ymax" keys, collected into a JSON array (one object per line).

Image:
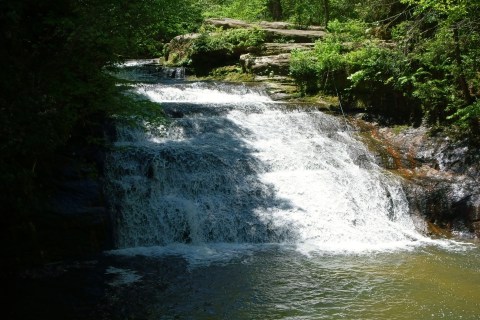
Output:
[
  {"xmin": 192, "ymin": 27, "xmax": 266, "ymax": 55},
  {"xmin": 202, "ymin": 0, "xmax": 360, "ymax": 26},
  {"xmin": 185, "ymin": 27, "xmax": 266, "ymax": 74},
  {"xmin": 314, "ymin": 37, "xmax": 347, "ymax": 73},
  {"xmin": 401, "ymin": 0, "xmax": 468, "ymax": 17},
  {"xmin": 111, "ymin": 91, "xmax": 169, "ymax": 129},
  {"xmin": 204, "ymin": 66, "xmax": 256, "ymax": 81},
  {"xmin": 328, "ymin": 19, "xmax": 369, "ymax": 41},
  {"xmin": 290, "ymin": 21, "xmax": 420, "ymax": 121},
  {"xmin": 448, "ymin": 99, "xmax": 480, "ymax": 137},
  {"xmin": 353, "ymin": 0, "xmax": 409, "ymax": 24},
  {"xmin": 290, "ymin": 49, "xmax": 318, "ymax": 95},
  {"xmin": 202, "ymin": 0, "xmax": 269, "ymax": 21},
  {"xmin": 281, "ymin": 0, "xmax": 326, "ymax": 27},
  {"xmin": 396, "ymin": 0, "xmax": 480, "ymax": 133},
  {"xmin": 132, "ymin": 0, "xmax": 203, "ymax": 55},
  {"xmin": 290, "ymin": 2, "xmax": 479, "ymax": 137}
]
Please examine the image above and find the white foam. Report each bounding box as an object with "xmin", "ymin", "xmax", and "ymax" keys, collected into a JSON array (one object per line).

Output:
[
  {"xmin": 134, "ymin": 82, "xmax": 272, "ymax": 104},
  {"xmin": 117, "ymin": 59, "xmax": 160, "ymax": 67}
]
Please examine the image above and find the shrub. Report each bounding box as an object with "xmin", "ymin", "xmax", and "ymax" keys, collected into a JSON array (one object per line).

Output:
[
  {"xmin": 290, "ymin": 49, "xmax": 318, "ymax": 95},
  {"xmin": 187, "ymin": 27, "xmax": 266, "ymax": 75},
  {"xmin": 290, "ymin": 25, "xmax": 421, "ymax": 122},
  {"xmin": 328, "ymin": 19, "xmax": 369, "ymax": 42},
  {"xmin": 202, "ymin": 0, "xmax": 269, "ymax": 21},
  {"xmin": 192, "ymin": 27, "xmax": 266, "ymax": 55}
]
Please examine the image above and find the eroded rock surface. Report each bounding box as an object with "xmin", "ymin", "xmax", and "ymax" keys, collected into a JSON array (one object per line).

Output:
[{"xmin": 355, "ymin": 119, "xmax": 480, "ymax": 238}]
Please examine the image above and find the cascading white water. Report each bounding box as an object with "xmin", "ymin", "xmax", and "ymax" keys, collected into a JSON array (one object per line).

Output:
[
  {"xmin": 114, "ymin": 60, "xmax": 186, "ymax": 82},
  {"xmin": 106, "ymin": 81, "xmax": 429, "ymax": 253}
]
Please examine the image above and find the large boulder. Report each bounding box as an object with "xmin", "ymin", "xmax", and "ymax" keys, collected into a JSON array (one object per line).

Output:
[
  {"xmin": 205, "ymin": 18, "xmax": 257, "ymax": 29},
  {"xmin": 164, "ymin": 33, "xmax": 201, "ymax": 65},
  {"xmin": 240, "ymin": 53, "xmax": 291, "ymax": 76}
]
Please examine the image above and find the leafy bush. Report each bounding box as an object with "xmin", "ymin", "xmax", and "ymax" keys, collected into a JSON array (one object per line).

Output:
[
  {"xmin": 284, "ymin": 0, "xmax": 325, "ymax": 27},
  {"xmin": 0, "ymin": 0, "xmax": 198, "ymax": 220},
  {"xmin": 186, "ymin": 27, "xmax": 266, "ymax": 75},
  {"xmin": 192, "ymin": 27, "xmax": 266, "ymax": 54},
  {"xmin": 202, "ymin": 0, "xmax": 269, "ymax": 21},
  {"xmin": 290, "ymin": 49, "xmax": 318, "ymax": 95},
  {"xmin": 328, "ymin": 19, "xmax": 369, "ymax": 42},
  {"xmin": 290, "ymin": 23, "xmax": 421, "ymax": 121},
  {"xmin": 448, "ymin": 100, "xmax": 480, "ymax": 136}
]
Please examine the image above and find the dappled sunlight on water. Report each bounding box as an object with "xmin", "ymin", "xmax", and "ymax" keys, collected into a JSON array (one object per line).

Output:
[{"xmin": 102, "ymin": 244, "xmax": 480, "ymax": 319}]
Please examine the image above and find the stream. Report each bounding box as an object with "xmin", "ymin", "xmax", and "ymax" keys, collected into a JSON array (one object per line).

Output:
[{"xmin": 11, "ymin": 61, "xmax": 480, "ymax": 320}]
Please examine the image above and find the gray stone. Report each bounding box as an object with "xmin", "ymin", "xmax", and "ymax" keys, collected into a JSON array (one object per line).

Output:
[{"xmin": 240, "ymin": 53, "xmax": 291, "ymax": 76}]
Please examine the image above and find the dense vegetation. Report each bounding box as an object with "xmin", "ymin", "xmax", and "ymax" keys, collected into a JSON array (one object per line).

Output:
[{"xmin": 290, "ymin": 0, "xmax": 479, "ymax": 138}]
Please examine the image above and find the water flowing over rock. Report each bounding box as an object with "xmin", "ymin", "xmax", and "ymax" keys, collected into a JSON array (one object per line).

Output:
[
  {"xmin": 115, "ymin": 60, "xmax": 185, "ymax": 82},
  {"xmin": 355, "ymin": 120, "xmax": 480, "ymax": 237},
  {"xmin": 105, "ymin": 80, "xmax": 432, "ymax": 253}
]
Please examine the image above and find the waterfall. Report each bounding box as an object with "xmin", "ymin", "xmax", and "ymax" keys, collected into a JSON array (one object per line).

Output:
[
  {"xmin": 106, "ymin": 81, "xmax": 427, "ymax": 253},
  {"xmin": 114, "ymin": 60, "xmax": 185, "ymax": 82}
]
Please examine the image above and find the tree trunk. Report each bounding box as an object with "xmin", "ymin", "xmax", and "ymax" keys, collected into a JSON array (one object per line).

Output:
[
  {"xmin": 453, "ymin": 24, "xmax": 473, "ymax": 104},
  {"xmin": 323, "ymin": 0, "xmax": 330, "ymax": 29},
  {"xmin": 268, "ymin": 0, "xmax": 283, "ymax": 21}
]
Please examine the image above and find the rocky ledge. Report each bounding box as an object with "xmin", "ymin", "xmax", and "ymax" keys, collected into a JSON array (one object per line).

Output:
[
  {"xmin": 354, "ymin": 118, "xmax": 480, "ymax": 238},
  {"xmin": 165, "ymin": 18, "xmax": 323, "ymax": 78}
]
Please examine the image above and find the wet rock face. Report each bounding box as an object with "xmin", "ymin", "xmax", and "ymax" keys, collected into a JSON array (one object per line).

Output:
[
  {"xmin": 356, "ymin": 120, "xmax": 480, "ymax": 237},
  {"xmin": 403, "ymin": 178, "xmax": 480, "ymax": 236}
]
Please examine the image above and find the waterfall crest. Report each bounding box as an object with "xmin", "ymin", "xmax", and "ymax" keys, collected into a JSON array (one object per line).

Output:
[{"xmin": 106, "ymin": 81, "xmax": 427, "ymax": 253}]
